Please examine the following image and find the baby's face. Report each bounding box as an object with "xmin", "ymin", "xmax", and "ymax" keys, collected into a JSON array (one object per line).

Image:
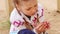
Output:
[{"xmin": 17, "ymin": 0, "xmax": 38, "ymax": 16}]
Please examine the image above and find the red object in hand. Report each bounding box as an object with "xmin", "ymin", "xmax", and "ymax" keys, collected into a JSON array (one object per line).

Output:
[{"xmin": 43, "ymin": 21, "xmax": 50, "ymax": 29}]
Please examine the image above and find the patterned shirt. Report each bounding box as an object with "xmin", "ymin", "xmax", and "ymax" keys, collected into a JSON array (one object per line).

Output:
[{"xmin": 9, "ymin": 3, "xmax": 44, "ymax": 34}]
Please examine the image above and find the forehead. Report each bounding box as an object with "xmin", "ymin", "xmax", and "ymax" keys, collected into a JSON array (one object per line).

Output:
[
  {"xmin": 19, "ymin": 0, "xmax": 37, "ymax": 4},
  {"xmin": 21, "ymin": 0, "xmax": 37, "ymax": 6}
]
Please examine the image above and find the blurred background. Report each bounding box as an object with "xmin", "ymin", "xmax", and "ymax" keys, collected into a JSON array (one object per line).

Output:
[{"xmin": 0, "ymin": 0, "xmax": 60, "ymax": 34}]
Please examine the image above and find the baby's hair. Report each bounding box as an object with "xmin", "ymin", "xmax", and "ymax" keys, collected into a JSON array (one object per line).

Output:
[
  {"xmin": 13, "ymin": 0, "xmax": 19, "ymax": 4},
  {"xmin": 13, "ymin": 0, "xmax": 29, "ymax": 5}
]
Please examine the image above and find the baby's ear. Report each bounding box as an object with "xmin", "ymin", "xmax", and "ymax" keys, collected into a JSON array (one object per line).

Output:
[
  {"xmin": 15, "ymin": 3, "xmax": 21, "ymax": 11},
  {"xmin": 13, "ymin": 0, "xmax": 20, "ymax": 5},
  {"xmin": 15, "ymin": 3, "xmax": 19, "ymax": 7}
]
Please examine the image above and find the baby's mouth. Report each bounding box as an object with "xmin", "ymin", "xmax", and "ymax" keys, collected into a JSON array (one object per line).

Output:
[{"xmin": 31, "ymin": 11, "xmax": 37, "ymax": 15}]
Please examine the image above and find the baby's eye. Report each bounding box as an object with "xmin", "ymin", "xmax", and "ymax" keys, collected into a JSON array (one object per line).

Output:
[
  {"xmin": 34, "ymin": 4, "xmax": 37, "ymax": 7},
  {"xmin": 22, "ymin": 0, "xmax": 29, "ymax": 1},
  {"xmin": 27, "ymin": 7, "xmax": 32, "ymax": 11}
]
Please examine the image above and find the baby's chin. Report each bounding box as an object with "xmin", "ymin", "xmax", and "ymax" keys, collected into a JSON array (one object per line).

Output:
[
  {"xmin": 28, "ymin": 14, "xmax": 34, "ymax": 16},
  {"xmin": 25, "ymin": 13, "xmax": 36, "ymax": 16}
]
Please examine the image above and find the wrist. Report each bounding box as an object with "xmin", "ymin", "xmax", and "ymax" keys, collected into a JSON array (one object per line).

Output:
[
  {"xmin": 33, "ymin": 29, "xmax": 38, "ymax": 34},
  {"xmin": 33, "ymin": 29, "xmax": 42, "ymax": 34}
]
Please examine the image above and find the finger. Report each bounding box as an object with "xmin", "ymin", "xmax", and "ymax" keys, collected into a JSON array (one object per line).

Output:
[
  {"xmin": 38, "ymin": 21, "xmax": 48, "ymax": 28},
  {"xmin": 35, "ymin": 22, "xmax": 47, "ymax": 30},
  {"xmin": 36, "ymin": 23, "xmax": 43, "ymax": 29},
  {"xmin": 39, "ymin": 24, "xmax": 46, "ymax": 32},
  {"xmin": 38, "ymin": 23, "xmax": 47, "ymax": 29}
]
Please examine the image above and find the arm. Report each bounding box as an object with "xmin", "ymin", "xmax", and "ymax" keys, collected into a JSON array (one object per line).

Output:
[{"xmin": 32, "ymin": 4, "xmax": 50, "ymax": 34}]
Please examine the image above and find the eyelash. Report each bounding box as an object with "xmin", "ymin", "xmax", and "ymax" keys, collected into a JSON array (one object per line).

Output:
[
  {"xmin": 27, "ymin": 5, "xmax": 37, "ymax": 11},
  {"xmin": 23, "ymin": 0, "xmax": 29, "ymax": 1},
  {"xmin": 34, "ymin": 5, "xmax": 37, "ymax": 7},
  {"xmin": 27, "ymin": 7, "xmax": 32, "ymax": 10}
]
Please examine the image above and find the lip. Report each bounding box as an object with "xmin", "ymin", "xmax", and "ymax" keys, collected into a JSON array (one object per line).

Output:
[{"xmin": 30, "ymin": 11, "xmax": 37, "ymax": 15}]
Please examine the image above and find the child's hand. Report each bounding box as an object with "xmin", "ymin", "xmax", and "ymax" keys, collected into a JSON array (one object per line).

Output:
[
  {"xmin": 35, "ymin": 21, "xmax": 50, "ymax": 33},
  {"xmin": 43, "ymin": 21, "xmax": 50, "ymax": 29}
]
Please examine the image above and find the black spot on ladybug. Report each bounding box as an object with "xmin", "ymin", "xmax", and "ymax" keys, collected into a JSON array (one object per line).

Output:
[
  {"xmin": 45, "ymin": 9, "xmax": 47, "ymax": 10},
  {"xmin": 56, "ymin": 10, "xmax": 60, "ymax": 14},
  {"xmin": 48, "ymin": 12, "xmax": 50, "ymax": 14},
  {"xmin": 54, "ymin": 15, "xmax": 56, "ymax": 16}
]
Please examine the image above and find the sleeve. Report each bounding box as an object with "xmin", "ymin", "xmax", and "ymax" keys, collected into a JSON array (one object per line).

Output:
[
  {"xmin": 31, "ymin": 3, "xmax": 45, "ymax": 34},
  {"xmin": 38, "ymin": 3, "xmax": 45, "ymax": 23},
  {"xmin": 10, "ymin": 8, "xmax": 24, "ymax": 27},
  {"xmin": 37, "ymin": 4, "xmax": 50, "ymax": 34}
]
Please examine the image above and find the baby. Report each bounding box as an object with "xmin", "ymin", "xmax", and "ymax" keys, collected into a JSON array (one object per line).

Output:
[{"xmin": 10, "ymin": 0, "xmax": 49, "ymax": 34}]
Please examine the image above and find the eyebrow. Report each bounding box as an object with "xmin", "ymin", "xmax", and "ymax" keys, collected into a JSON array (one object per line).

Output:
[
  {"xmin": 22, "ymin": 0, "xmax": 29, "ymax": 1},
  {"xmin": 34, "ymin": 4, "xmax": 37, "ymax": 7},
  {"xmin": 27, "ymin": 7, "xmax": 32, "ymax": 10},
  {"xmin": 27, "ymin": 4, "xmax": 37, "ymax": 10}
]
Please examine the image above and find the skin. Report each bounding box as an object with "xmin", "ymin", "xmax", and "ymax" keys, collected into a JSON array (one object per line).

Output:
[
  {"xmin": 14, "ymin": 0, "xmax": 49, "ymax": 33},
  {"xmin": 15, "ymin": 0, "xmax": 38, "ymax": 16}
]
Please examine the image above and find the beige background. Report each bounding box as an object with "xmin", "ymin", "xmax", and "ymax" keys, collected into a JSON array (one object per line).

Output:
[
  {"xmin": 0, "ymin": 0, "xmax": 10, "ymax": 34},
  {"xmin": 39, "ymin": 0, "xmax": 60, "ymax": 34},
  {"xmin": 58, "ymin": 0, "xmax": 60, "ymax": 10},
  {"xmin": 0, "ymin": 0, "xmax": 60, "ymax": 34}
]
